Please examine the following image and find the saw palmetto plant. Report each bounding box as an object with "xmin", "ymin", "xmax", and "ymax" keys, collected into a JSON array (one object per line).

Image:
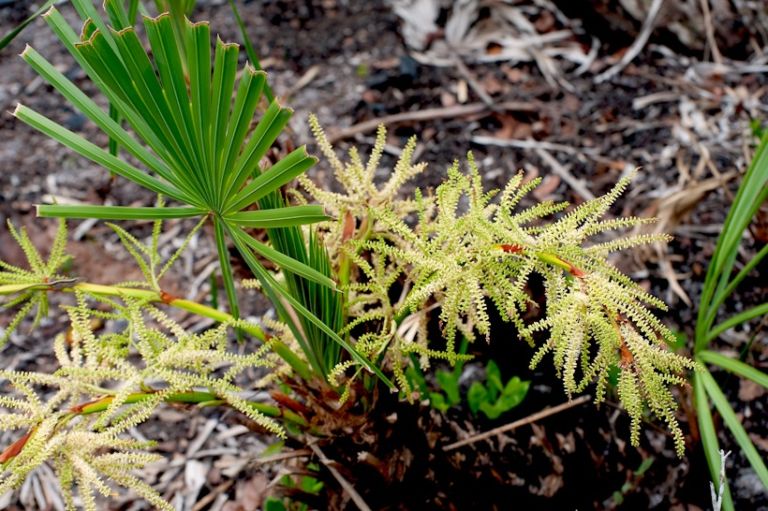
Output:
[{"xmin": 0, "ymin": 1, "xmax": 712, "ymax": 508}]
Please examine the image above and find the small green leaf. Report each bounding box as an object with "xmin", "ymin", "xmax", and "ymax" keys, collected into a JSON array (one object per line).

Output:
[
  {"xmin": 467, "ymin": 381, "xmax": 487, "ymax": 416},
  {"xmin": 263, "ymin": 497, "xmax": 288, "ymax": 511},
  {"xmin": 429, "ymin": 392, "xmax": 450, "ymax": 413},
  {"xmin": 498, "ymin": 376, "xmax": 529, "ymax": 410},
  {"xmin": 435, "ymin": 369, "xmax": 461, "ymax": 406},
  {"xmin": 485, "ymin": 360, "xmax": 502, "ymax": 399}
]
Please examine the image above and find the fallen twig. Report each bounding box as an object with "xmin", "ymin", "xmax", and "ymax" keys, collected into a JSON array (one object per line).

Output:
[
  {"xmin": 283, "ymin": 64, "xmax": 321, "ymax": 101},
  {"xmin": 699, "ymin": 0, "xmax": 723, "ymax": 65},
  {"xmin": 453, "ymin": 56, "xmax": 494, "ymax": 107},
  {"xmin": 442, "ymin": 394, "xmax": 591, "ymax": 451},
  {"xmin": 594, "ymin": 0, "xmax": 664, "ymax": 83},
  {"xmin": 328, "ymin": 101, "xmax": 538, "ymax": 144},
  {"xmin": 191, "ymin": 480, "xmax": 234, "ymax": 511},
  {"xmin": 253, "ymin": 448, "xmax": 313, "ymax": 465},
  {"xmin": 471, "ymin": 135, "xmax": 596, "ymax": 156},
  {"xmin": 310, "ymin": 443, "xmax": 372, "ymax": 511},
  {"xmin": 535, "ymin": 147, "xmax": 595, "ymax": 200}
]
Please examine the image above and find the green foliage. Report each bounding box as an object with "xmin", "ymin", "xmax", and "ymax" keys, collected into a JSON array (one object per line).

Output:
[
  {"xmin": 693, "ymin": 131, "xmax": 768, "ymax": 509},
  {"xmin": 414, "ymin": 341, "xmax": 529, "ymax": 420},
  {"xmin": 306, "ymin": 123, "xmax": 695, "ymax": 455},
  {"xmin": 0, "ymin": 219, "xmax": 70, "ymax": 346},
  {"xmin": 467, "ymin": 361, "xmax": 529, "ymax": 420}
]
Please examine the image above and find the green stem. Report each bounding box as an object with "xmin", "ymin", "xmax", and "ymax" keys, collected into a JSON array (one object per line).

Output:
[
  {"xmin": 271, "ymin": 339, "xmax": 313, "ymax": 382},
  {"xmin": 7, "ymin": 281, "xmax": 269, "ymax": 342},
  {"xmin": 1, "ymin": 264, "xmax": 330, "ymax": 385},
  {"xmin": 49, "ymin": 283, "xmax": 320, "ymax": 383},
  {"xmin": 213, "ymin": 216, "xmax": 242, "ymax": 341},
  {"xmin": 75, "ymin": 390, "xmax": 308, "ymax": 427}
]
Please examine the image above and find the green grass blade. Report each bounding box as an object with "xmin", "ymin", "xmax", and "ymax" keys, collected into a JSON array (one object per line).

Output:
[
  {"xmin": 700, "ymin": 369, "xmax": 768, "ymax": 488},
  {"xmin": 234, "ymin": 228, "xmax": 334, "ymax": 288},
  {"xmin": 14, "ymin": 105, "xmax": 186, "ymax": 202},
  {"xmin": 699, "ymin": 351, "xmax": 768, "ymax": 388},
  {"xmin": 225, "ymin": 147, "xmax": 317, "ymax": 214},
  {"xmin": 719, "ymin": 243, "xmax": 768, "ymax": 307},
  {"xmin": 0, "ymin": 0, "xmax": 57, "ymax": 51},
  {"xmin": 227, "ymin": 0, "xmax": 274, "ymax": 102},
  {"xmin": 37, "ymin": 205, "xmax": 205, "ymax": 220},
  {"xmin": 697, "ymin": 134, "xmax": 768, "ymax": 348},
  {"xmin": 694, "ymin": 373, "xmax": 734, "ymax": 511},
  {"xmin": 226, "ymin": 206, "xmax": 329, "ymax": 228},
  {"xmin": 706, "ymin": 302, "xmax": 768, "ymax": 343}
]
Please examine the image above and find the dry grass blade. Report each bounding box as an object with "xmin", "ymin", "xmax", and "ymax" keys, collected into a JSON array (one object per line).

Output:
[{"xmin": 594, "ymin": 0, "xmax": 664, "ymax": 83}]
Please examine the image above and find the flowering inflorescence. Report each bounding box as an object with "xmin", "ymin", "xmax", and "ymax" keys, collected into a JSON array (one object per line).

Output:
[
  {"xmin": 0, "ymin": 218, "xmax": 70, "ymax": 346},
  {"xmin": 0, "ymin": 222, "xmax": 280, "ymax": 509},
  {"xmin": 304, "ymin": 124, "xmax": 697, "ymax": 456}
]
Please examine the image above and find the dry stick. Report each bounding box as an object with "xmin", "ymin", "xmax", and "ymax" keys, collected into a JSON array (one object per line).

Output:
[
  {"xmin": 699, "ymin": 0, "xmax": 723, "ymax": 65},
  {"xmin": 191, "ymin": 480, "xmax": 234, "ymax": 511},
  {"xmin": 327, "ymin": 101, "xmax": 537, "ymax": 144},
  {"xmin": 253, "ymin": 448, "xmax": 313, "ymax": 465},
  {"xmin": 535, "ymin": 147, "xmax": 596, "ymax": 200},
  {"xmin": 470, "ymin": 135, "xmax": 591, "ymax": 156},
  {"xmin": 284, "ymin": 64, "xmax": 321, "ymax": 101},
  {"xmin": 453, "ymin": 56, "xmax": 495, "ymax": 107},
  {"xmin": 309, "ymin": 443, "xmax": 372, "ymax": 511},
  {"xmin": 594, "ymin": 0, "xmax": 664, "ymax": 83},
  {"xmin": 442, "ymin": 394, "xmax": 591, "ymax": 452}
]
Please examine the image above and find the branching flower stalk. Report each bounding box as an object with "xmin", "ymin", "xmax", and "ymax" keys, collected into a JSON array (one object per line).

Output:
[
  {"xmin": 0, "ymin": 282, "xmax": 311, "ymax": 509},
  {"xmin": 305, "ymin": 123, "xmax": 698, "ymax": 455}
]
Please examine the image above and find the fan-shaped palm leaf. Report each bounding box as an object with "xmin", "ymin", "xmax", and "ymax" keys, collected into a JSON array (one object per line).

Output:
[{"xmin": 12, "ymin": 0, "xmax": 391, "ymax": 385}]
